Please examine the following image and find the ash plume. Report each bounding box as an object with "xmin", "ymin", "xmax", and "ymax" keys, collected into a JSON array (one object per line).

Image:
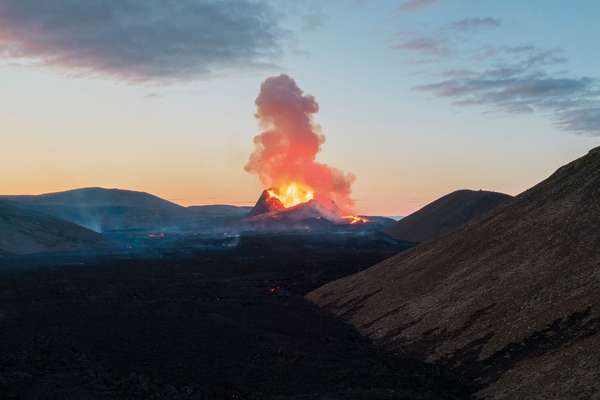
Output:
[{"xmin": 245, "ymin": 74, "xmax": 356, "ymax": 212}]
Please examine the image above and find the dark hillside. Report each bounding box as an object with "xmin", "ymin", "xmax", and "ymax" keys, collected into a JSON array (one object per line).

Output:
[
  {"xmin": 309, "ymin": 147, "xmax": 600, "ymax": 399},
  {"xmin": 386, "ymin": 190, "xmax": 512, "ymax": 243}
]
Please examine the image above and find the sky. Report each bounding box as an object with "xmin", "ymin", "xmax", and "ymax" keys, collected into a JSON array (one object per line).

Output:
[{"xmin": 1, "ymin": 0, "xmax": 599, "ymax": 216}]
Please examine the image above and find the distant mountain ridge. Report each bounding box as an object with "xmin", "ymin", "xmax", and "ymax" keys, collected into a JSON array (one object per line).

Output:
[
  {"xmin": 386, "ymin": 189, "xmax": 513, "ymax": 243},
  {"xmin": 2, "ymin": 187, "xmax": 396, "ymax": 234},
  {"xmin": 308, "ymin": 146, "xmax": 600, "ymax": 399},
  {"xmin": 1, "ymin": 188, "xmax": 188, "ymax": 232},
  {"xmin": 2, "ymin": 187, "xmax": 183, "ymax": 208},
  {"xmin": 0, "ymin": 200, "xmax": 108, "ymax": 254}
]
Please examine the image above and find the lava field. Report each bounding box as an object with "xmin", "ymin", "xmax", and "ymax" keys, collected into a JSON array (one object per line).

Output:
[{"xmin": 0, "ymin": 232, "xmax": 472, "ymax": 399}]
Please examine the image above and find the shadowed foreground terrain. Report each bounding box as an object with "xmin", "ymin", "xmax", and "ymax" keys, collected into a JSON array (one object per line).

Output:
[
  {"xmin": 308, "ymin": 147, "xmax": 600, "ymax": 399},
  {"xmin": 0, "ymin": 233, "xmax": 471, "ymax": 400}
]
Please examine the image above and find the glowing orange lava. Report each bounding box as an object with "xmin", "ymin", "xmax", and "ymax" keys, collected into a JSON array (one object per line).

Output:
[
  {"xmin": 267, "ymin": 182, "xmax": 314, "ymax": 208},
  {"xmin": 266, "ymin": 181, "xmax": 368, "ymax": 224},
  {"xmin": 342, "ymin": 215, "xmax": 369, "ymax": 224}
]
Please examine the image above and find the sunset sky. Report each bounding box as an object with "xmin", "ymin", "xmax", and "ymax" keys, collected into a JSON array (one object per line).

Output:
[{"xmin": 1, "ymin": 0, "xmax": 599, "ymax": 216}]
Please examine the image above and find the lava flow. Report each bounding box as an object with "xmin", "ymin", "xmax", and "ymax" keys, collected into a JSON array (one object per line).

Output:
[{"xmin": 342, "ymin": 215, "xmax": 369, "ymax": 225}]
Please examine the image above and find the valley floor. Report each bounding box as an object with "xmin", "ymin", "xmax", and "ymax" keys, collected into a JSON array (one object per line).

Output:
[{"xmin": 0, "ymin": 232, "xmax": 472, "ymax": 399}]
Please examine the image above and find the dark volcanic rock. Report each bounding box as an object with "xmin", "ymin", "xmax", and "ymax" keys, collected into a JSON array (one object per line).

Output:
[
  {"xmin": 249, "ymin": 200, "xmax": 343, "ymax": 224},
  {"xmin": 0, "ymin": 201, "xmax": 108, "ymax": 254},
  {"xmin": 0, "ymin": 233, "xmax": 470, "ymax": 399},
  {"xmin": 386, "ymin": 189, "xmax": 513, "ymax": 243},
  {"xmin": 249, "ymin": 189, "xmax": 285, "ymax": 216},
  {"xmin": 308, "ymin": 146, "xmax": 600, "ymax": 399}
]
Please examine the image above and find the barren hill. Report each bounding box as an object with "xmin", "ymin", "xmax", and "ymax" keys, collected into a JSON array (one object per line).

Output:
[
  {"xmin": 308, "ymin": 146, "xmax": 600, "ymax": 399},
  {"xmin": 2, "ymin": 187, "xmax": 183, "ymax": 208},
  {"xmin": 386, "ymin": 190, "xmax": 512, "ymax": 243},
  {"xmin": 2, "ymin": 187, "xmax": 187, "ymax": 232},
  {"xmin": 0, "ymin": 201, "xmax": 108, "ymax": 254}
]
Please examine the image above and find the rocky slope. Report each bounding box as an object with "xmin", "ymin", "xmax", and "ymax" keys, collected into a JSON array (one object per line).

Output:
[
  {"xmin": 308, "ymin": 146, "xmax": 600, "ymax": 399},
  {"xmin": 0, "ymin": 201, "xmax": 108, "ymax": 254},
  {"xmin": 386, "ymin": 190, "xmax": 512, "ymax": 243}
]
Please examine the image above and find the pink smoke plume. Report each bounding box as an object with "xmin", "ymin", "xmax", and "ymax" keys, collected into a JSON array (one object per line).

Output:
[{"xmin": 245, "ymin": 74, "xmax": 356, "ymax": 212}]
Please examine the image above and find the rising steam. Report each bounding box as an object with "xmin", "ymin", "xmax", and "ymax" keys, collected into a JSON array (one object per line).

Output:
[{"xmin": 245, "ymin": 74, "xmax": 356, "ymax": 212}]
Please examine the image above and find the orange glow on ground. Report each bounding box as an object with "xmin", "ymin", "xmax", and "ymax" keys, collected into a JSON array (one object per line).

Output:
[
  {"xmin": 266, "ymin": 181, "xmax": 368, "ymax": 224},
  {"xmin": 342, "ymin": 215, "xmax": 369, "ymax": 224}
]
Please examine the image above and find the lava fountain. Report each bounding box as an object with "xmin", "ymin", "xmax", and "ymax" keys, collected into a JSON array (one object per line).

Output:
[
  {"xmin": 267, "ymin": 182, "xmax": 314, "ymax": 208},
  {"xmin": 245, "ymin": 74, "xmax": 367, "ymax": 224}
]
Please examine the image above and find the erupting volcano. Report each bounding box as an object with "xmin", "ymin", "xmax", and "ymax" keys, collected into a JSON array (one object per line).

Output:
[{"xmin": 245, "ymin": 74, "xmax": 367, "ymax": 225}]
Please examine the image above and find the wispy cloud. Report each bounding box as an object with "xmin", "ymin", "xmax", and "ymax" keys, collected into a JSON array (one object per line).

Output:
[
  {"xmin": 393, "ymin": 12, "xmax": 600, "ymax": 136},
  {"xmin": 399, "ymin": 0, "xmax": 437, "ymax": 12},
  {"xmin": 503, "ymin": 46, "xmax": 567, "ymax": 67},
  {"xmin": 414, "ymin": 48, "xmax": 600, "ymax": 136},
  {"xmin": 448, "ymin": 17, "xmax": 501, "ymax": 32},
  {"xmin": 0, "ymin": 0, "xmax": 284, "ymax": 82},
  {"xmin": 556, "ymin": 108, "xmax": 600, "ymax": 135},
  {"xmin": 394, "ymin": 37, "xmax": 450, "ymax": 56},
  {"xmin": 394, "ymin": 16, "xmax": 500, "ymax": 62}
]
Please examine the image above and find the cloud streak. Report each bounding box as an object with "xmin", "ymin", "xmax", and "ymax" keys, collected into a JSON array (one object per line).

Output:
[
  {"xmin": 394, "ymin": 38, "xmax": 450, "ymax": 56},
  {"xmin": 448, "ymin": 17, "xmax": 501, "ymax": 32},
  {"xmin": 394, "ymin": 16, "xmax": 501, "ymax": 62},
  {"xmin": 399, "ymin": 0, "xmax": 437, "ymax": 12},
  {"xmin": 394, "ymin": 14, "xmax": 600, "ymax": 136},
  {"xmin": 0, "ymin": 0, "xmax": 284, "ymax": 82},
  {"xmin": 415, "ymin": 52, "xmax": 600, "ymax": 136}
]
